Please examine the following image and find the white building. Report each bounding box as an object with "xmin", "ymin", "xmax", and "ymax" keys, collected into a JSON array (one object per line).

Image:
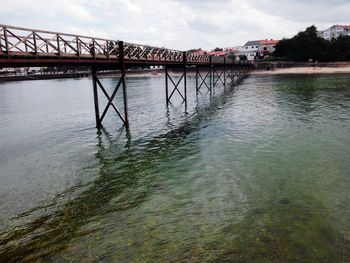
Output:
[
  {"xmin": 237, "ymin": 40, "xmax": 260, "ymax": 61},
  {"xmin": 236, "ymin": 40, "xmax": 279, "ymax": 61},
  {"xmin": 319, "ymin": 25, "xmax": 350, "ymax": 40},
  {"xmin": 259, "ymin": 39, "xmax": 279, "ymax": 55}
]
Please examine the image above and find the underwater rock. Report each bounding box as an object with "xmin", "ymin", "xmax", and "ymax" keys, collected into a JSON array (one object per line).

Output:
[
  {"xmin": 250, "ymin": 208, "xmax": 263, "ymax": 215},
  {"xmin": 278, "ymin": 198, "xmax": 290, "ymax": 205}
]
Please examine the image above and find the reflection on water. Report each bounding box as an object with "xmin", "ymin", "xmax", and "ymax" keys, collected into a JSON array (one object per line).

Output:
[{"xmin": 0, "ymin": 74, "xmax": 350, "ymax": 262}]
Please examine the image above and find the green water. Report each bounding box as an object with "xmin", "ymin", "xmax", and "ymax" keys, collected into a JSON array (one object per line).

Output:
[{"xmin": 0, "ymin": 74, "xmax": 350, "ymax": 262}]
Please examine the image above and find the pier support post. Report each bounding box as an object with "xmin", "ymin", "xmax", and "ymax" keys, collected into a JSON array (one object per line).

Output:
[
  {"xmin": 224, "ymin": 59, "xmax": 232, "ymax": 85},
  {"xmin": 119, "ymin": 41, "xmax": 129, "ymax": 129},
  {"xmin": 90, "ymin": 41, "xmax": 129, "ymax": 129},
  {"xmin": 213, "ymin": 67, "xmax": 225, "ymax": 88},
  {"xmin": 165, "ymin": 66, "xmax": 169, "ymax": 106},
  {"xmin": 183, "ymin": 51, "xmax": 187, "ymax": 104},
  {"xmin": 233, "ymin": 63, "xmax": 238, "ymax": 84},
  {"xmin": 210, "ymin": 55, "xmax": 213, "ymax": 91},
  {"xmin": 224, "ymin": 57, "xmax": 226, "ymax": 86},
  {"xmin": 196, "ymin": 66, "xmax": 211, "ymax": 93},
  {"xmin": 92, "ymin": 67, "xmax": 101, "ymax": 129},
  {"xmin": 164, "ymin": 52, "xmax": 187, "ymax": 105},
  {"xmin": 195, "ymin": 66, "xmax": 199, "ymax": 94}
]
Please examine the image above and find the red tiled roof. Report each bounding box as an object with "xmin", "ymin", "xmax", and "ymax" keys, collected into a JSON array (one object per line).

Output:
[
  {"xmin": 191, "ymin": 50, "xmax": 208, "ymax": 55},
  {"xmin": 338, "ymin": 25, "xmax": 350, "ymax": 30},
  {"xmin": 207, "ymin": 51, "xmax": 230, "ymax": 56},
  {"xmin": 260, "ymin": 39, "xmax": 279, "ymax": 45},
  {"xmin": 224, "ymin": 47, "xmax": 240, "ymax": 52}
]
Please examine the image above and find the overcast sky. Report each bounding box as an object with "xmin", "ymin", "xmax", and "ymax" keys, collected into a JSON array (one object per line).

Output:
[{"xmin": 1, "ymin": 0, "xmax": 349, "ymax": 50}]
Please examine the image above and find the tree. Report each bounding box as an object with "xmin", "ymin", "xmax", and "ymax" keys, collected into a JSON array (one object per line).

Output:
[
  {"xmin": 239, "ymin": 55, "xmax": 247, "ymax": 61},
  {"xmin": 187, "ymin": 48, "xmax": 202, "ymax": 52},
  {"xmin": 212, "ymin": 47, "xmax": 223, "ymax": 52},
  {"xmin": 228, "ymin": 53, "xmax": 236, "ymax": 60},
  {"xmin": 273, "ymin": 25, "xmax": 350, "ymax": 62},
  {"xmin": 331, "ymin": 36, "xmax": 350, "ymax": 61}
]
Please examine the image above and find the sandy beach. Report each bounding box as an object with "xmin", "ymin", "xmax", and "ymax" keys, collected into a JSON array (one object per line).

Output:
[
  {"xmin": 126, "ymin": 65, "xmax": 350, "ymax": 78},
  {"xmin": 252, "ymin": 66, "xmax": 350, "ymax": 75}
]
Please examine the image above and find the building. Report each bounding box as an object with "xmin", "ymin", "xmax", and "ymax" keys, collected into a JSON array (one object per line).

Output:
[
  {"xmin": 237, "ymin": 40, "xmax": 260, "ymax": 61},
  {"xmin": 259, "ymin": 39, "xmax": 279, "ymax": 56},
  {"xmin": 190, "ymin": 49, "xmax": 208, "ymax": 55},
  {"xmin": 189, "ymin": 49, "xmax": 232, "ymax": 58},
  {"xmin": 207, "ymin": 50, "xmax": 230, "ymax": 57},
  {"xmin": 223, "ymin": 47, "xmax": 241, "ymax": 53},
  {"xmin": 236, "ymin": 39, "xmax": 279, "ymax": 61},
  {"xmin": 319, "ymin": 25, "xmax": 350, "ymax": 40},
  {"xmin": 0, "ymin": 68, "xmax": 16, "ymax": 75}
]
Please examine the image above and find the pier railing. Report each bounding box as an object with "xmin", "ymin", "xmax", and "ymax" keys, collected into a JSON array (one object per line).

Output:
[{"xmin": 0, "ymin": 24, "xmax": 211, "ymax": 64}]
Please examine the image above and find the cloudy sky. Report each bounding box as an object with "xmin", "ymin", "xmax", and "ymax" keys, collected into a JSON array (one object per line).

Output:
[{"xmin": 1, "ymin": 0, "xmax": 349, "ymax": 50}]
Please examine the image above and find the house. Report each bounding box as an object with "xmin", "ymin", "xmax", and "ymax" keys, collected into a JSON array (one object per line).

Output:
[
  {"xmin": 224, "ymin": 47, "xmax": 240, "ymax": 53},
  {"xmin": 242, "ymin": 40, "xmax": 260, "ymax": 51},
  {"xmin": 235, "ymin": 39, "xmax": 279, "ymax": 61},
  {"xmin": 190, "ymin": 49, "xmax": 209, "ymax": 55},
  {"xmin": 0, "ymin": 68, "xmax": 16, "ymax": 75},
  {"xmin": 259, "ymin": 39, "xmax": 279, "ymax": 55},
  {"xmin": 319, "ymin": 25, "xmax": 350, "ymax": 40},
  {"xmin": 190, "ymin": 49, "xmax": 232, "ymax": 58},
  {"xmin": 237, "ymin": 40, "xmax": 260, "ymax": 61},
  {"xmin": 207, "ymin": 50, "xmax": 230, "ymax": 57}
]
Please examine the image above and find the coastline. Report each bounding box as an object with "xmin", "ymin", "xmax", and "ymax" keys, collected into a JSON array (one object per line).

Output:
[
  {"xmin": 252, "ymin": 66, "xmax": 350, "ymax": 75},
  {"xmin": 1, "ymin": 66, "xmax": 350, "ymax": 83},
  {"xmin": 0, "ymin": 70, "xmax": 198, "ymax": 82}
]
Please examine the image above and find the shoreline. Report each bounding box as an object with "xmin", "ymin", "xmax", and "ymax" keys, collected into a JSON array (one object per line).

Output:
[
  {"xmin": 252, "ymin": 66, "xmax": 350, "ymax": 75},
  {"xmin": 1, "ymin": 66, "xmax": 350, "ymax": 82},
  {"xmin": 0, "ymin": 70, "xmax": 200, "ymax": 82}
]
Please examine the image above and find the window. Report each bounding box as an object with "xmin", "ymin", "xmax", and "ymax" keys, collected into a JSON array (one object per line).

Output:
[
  {"xmin": 263, "ymin": 47, "xmax": 267, "ymax": 51},
  {"xmin": 245, "ymin": 47, "xmax": 248, "ymax": 49}
]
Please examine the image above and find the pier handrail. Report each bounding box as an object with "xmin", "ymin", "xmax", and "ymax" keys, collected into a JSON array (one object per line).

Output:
[{"xmin": 0, "ymin": 24, "xmax": 211, "ymax": 63}]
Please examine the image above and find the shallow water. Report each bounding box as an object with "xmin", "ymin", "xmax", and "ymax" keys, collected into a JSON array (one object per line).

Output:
[{"xmin": 0, "ymin": 73, "xmax": 350, "ymax": 262}]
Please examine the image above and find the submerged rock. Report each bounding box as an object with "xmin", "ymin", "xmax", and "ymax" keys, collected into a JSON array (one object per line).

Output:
[
  {"xmin": 278, "ymin": 198, "xmax": 290, "ymax": 205},
  {"xmin": 250, "ymin": 208, "xmax": 263, "ymax": 215}
]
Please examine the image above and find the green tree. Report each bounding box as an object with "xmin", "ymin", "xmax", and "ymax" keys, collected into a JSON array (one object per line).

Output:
[
  {"xmin": 239, "ymin": 55, "xmax": 247, "ymax": 61},
  {"xmin": 228, "ymin": 53, "xmax": 236, "ymax": 60},
  {"xmin": 274, "ymin": 26, "xmax": 332, "ymax": 61},
  {"xmin": 187, "ymin": 48, "xmax": 202, "ymax": 52},
  {"xmin": 331, "ymin": 36, "xmax": 350, "ymax": 61}
]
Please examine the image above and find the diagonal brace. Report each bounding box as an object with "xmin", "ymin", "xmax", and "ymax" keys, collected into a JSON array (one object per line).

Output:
[
  {"xmin": 167, "ymin": 72, "xmax": 185, "ymax": 101},
  {"xmin": 213, "ymin": 70, "xmax": 224, "ymax": 87},
  {"xmin": 197, "ymin": 70, "xmax": 211, "ymax": 91},
  {"xmin": 94, "ymin": 74, "xmax": 127, "ymax": 126}
]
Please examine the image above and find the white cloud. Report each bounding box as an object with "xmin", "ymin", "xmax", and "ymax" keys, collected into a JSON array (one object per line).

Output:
[{"xmin": 0, "ymin": 0, "xmax": 348, "ymax": 50}]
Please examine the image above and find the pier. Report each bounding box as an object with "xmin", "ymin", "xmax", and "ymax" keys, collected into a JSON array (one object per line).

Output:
[{"xmin": 0, "ymin": 24, "xmax": 252, "ymax": 129}]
